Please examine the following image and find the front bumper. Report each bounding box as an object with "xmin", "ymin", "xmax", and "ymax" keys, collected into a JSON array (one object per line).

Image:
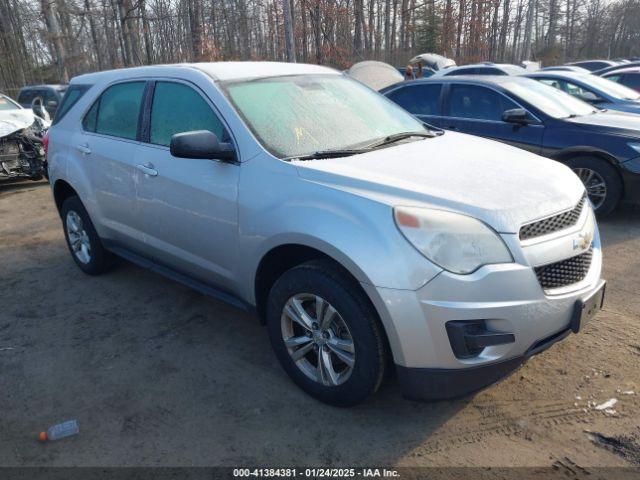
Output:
[
  {"xmin": 361, "ymin": 203, "xmax": 604, "ymax": 400},
  {"xmin": 396, "ymin": 325, "xmax": 573, "ymax": 401}
]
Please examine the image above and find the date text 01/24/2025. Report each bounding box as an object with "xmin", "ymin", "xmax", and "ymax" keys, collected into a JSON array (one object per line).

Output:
[{"xmin": 232, "ymin": 468, "xmax": 400, "ymax": 478}]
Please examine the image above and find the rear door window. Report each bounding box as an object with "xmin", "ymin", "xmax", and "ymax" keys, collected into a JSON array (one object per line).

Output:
[
  {"xmin": 83, "ymin": 81, "xmax": 145, "ymax": 140},
  {"xmin": 149, "ymin": 81, "xmax": 227, "ymax": 147},
  {"xmin": 386, "ymin": 84, "xmax": 442, "ymax": 116},
  {"xmin": 448, "ymin": 84, "xmax": 518, "ymax": 121}
]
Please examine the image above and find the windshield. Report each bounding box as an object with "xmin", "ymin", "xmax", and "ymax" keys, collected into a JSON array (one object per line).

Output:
[
  {"xmin": 0, "ymin": 95, "xmax": 20, "ymax": 111},
  {"xmin": 575, "ymin": 74, "xmax": 640, "ymax": 100},
  {"xmin": 223, "ymin": 74, "xmax": 427, "ymax": 158},
  {"xmin": 502, "ymin": 80, "xmax": 597, "ymax": 118}
]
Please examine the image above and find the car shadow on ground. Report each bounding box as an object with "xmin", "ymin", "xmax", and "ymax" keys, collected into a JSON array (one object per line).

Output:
[
  {"xmin": 1, "ymin": 239, "xmax": 471, "ymax": 466},
  {"xmin": 0, "ymin": 178, "xmax": 48, "ymax": 196}
]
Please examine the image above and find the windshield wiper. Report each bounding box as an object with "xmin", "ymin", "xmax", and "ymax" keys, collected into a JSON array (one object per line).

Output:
[
  {"xmin": 289, "ymin": 130, "xmax": 440, "ymax": 161},
  {"xmin": 293, "ymin": 148, "xmax": 372, "ymax": 161},
  {"xmin": 364, "ymin": 131, "xmax": 438, "ymax": 150}
]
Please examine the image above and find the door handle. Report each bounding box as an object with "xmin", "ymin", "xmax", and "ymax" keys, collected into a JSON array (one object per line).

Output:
[
  {"xmin": 136, "ymin": 163, "xmax": 158, "ymax": 177},
  {"xmin": 447, "ymin": 125, "xmax": 458, "ymax": 130},
  {"xmin": 76, "ymin": 144, "xmax": 91, "ymax": 155}
]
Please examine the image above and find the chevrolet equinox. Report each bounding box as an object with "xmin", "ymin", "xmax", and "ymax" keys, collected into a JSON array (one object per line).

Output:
[{"xmin": 47, "ymin": 62, "xmax": 605, "ymax": 406}]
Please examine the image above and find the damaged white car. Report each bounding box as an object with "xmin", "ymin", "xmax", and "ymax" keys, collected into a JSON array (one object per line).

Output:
[{"xmin": 0, "ymin": 93, "xmax": 49, "ymax": 181}]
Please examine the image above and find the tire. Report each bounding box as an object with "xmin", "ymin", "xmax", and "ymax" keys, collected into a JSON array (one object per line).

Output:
[
  {"xmin": 266, "ymin": 259, "xmax": 386, "ymax": 407},
  {"xmin": 565, "ymin": 156, "xmax": 622, "ymax": 217},
  {"xmin": 60, "ymin": 196, "xmax": 114, "ymax": 275}
]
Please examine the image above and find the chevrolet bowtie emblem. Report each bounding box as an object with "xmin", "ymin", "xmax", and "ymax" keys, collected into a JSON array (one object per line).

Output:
[{"xmin": 573, "ymin": 230, "xmax": 593, "ymax": 250}]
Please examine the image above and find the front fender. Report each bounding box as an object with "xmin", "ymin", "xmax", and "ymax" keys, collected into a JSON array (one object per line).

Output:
[
  {"xmin": 549, "ymin": 145, "xmax": 621, "ymax": 166},
  {"xmin": 236, "ymin": 156, "xmax": 441, "ymax": 302}
]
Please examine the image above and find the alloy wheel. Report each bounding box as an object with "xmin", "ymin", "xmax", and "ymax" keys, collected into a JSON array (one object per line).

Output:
[
  {"xmin": 66, "ymin": 210, "xmax": 92, "ymax": 264},
  {"xmin": 280, "ymin": 293, "xmax": 355, "ymax": 386},
  {"xmin": 573, "ymin": 167, "xmax": 607, "ymax": 210}
]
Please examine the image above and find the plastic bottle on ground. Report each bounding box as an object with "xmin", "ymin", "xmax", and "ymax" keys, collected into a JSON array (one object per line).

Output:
[{"xmin": 38, "ymin": 420, "xmax": 79, "ymax": 442}]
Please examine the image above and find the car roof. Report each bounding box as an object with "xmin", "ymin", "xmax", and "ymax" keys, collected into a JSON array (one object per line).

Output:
[
  {"xmin": 604, "ymin": 67, "xmax": 640, "ymax": 75},
  {"xmin": 20, "ymin": 84, "xmax": 67, "ymax": 90},
  {"xmin": 70, "ymin": 62, "xmax": 340, "ymax": 85},
  {"xmin": 525, "ymin": 71, "xmax": 591, "ymax": 80},
  {"xmin": 403, "ymin": 74, "xmax": 531, "ymax": 84},
  {"xmin": 436, "ymin": 63, "xmax": 521, "ymax": 72},
  {"xmin": 383, "ymin": 75, "xmax": 535, "ymax": 91},
  {"xmin": 568, "ymin": 59, "xmax": 617, "ymax": 65}
]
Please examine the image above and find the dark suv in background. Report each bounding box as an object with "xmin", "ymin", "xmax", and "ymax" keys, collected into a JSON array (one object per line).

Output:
[
  {"xmin": 382, "ymin": 76, "xmax": 640, "ymax": 215},
  {"xmin": 17, "ymin": 84, "xmax": 67, "ymax": 117}
]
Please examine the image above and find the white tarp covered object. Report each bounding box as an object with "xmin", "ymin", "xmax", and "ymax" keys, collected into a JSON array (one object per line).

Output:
[
  {"xmin": 347, "ymin": 61, "xmax": 403, "ymax": 91},
  {"xmin": 409, "ymin": 53, "xmax": 456, "ymax": 71}
]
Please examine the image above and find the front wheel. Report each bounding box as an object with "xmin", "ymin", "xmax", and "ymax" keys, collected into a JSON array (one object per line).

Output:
[
  {"xmin": 266, "ymin": 260, "xmax": 386, "ymax": 406},
  {"xmin": 566, "ymin": 156, "xmax": 622, "ymax": 216}
]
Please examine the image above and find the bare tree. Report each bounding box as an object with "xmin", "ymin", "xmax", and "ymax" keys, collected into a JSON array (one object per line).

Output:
[
  {"xmin": 1, "ymin": 0, "xmax": 639, "ymax": 94},
  {"xmin": 283, "ymin": 0, "xmax": 297, "ymax": 61},
  {"xmin": 41, "ymin": 0, "xmax": 69, "ymax": 82}
]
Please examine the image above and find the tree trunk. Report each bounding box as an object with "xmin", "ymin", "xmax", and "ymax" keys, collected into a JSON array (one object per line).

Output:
[
  {"xmin": 41, "ymin": 0, "xmax": 69, "ymax": 82},
  {"xmin": 283, "ymin": 0, "xmax": 296, "ymax": 61}
]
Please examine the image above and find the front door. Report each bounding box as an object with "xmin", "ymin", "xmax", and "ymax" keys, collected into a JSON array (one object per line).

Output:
[
  {"xmin": 443, "ymin": 83, "xmax": 544, "ymax": 154},
  {"xmin": 135, "ymin": 80, "xmax": 240, "ymax": 289}
]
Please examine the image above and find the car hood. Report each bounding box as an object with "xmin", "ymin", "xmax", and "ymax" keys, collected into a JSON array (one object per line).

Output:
[
  {"xmin": 600, "ymin": 102, "xmax": 640, "ymax": 115},
  {"xmin": 566, "ymin": 110, "xmax": 640, "ymax": 138},
  {"xmin": 0, "ymin": 109, "xmax": 37, "ymax": 137},
  {"xmin": 293, "ymin": 132, "xmax": 584, "ymax": 234}
]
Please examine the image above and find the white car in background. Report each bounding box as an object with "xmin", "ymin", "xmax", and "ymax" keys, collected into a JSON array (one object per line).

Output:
[
  {"xmin": 0, "ymin": 93, "xmax": 49, "ymax": 180},
  {"xmin": 431, "ymin": 62, "xmax": 526, "ymax": 76}
]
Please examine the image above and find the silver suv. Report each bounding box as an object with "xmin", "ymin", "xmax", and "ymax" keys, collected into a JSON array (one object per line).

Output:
[{"xmin": 48, "ymin": 62, "xmax": 605, "ymax": 406}]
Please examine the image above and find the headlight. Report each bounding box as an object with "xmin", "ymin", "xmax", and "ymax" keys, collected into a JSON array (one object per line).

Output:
[
  {"xmin": 394, "ymin": 207, "xmax": 513, "ymax": 274},
  {"xmin": 628, "ymin": 142, "xmax": 640, "ymax": 155}
]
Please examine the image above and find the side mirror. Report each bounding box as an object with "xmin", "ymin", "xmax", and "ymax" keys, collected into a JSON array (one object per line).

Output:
[
  {"xmin": 502, "ymin": 108, "xmax": 534, "ymax": 124},
  {"xmin": 170, "ymin": 130, "xmax": 235, "ymax": 161},
  {"xmin": 31, "ymin": 97, "xmax": 51, "ymax": 122}
]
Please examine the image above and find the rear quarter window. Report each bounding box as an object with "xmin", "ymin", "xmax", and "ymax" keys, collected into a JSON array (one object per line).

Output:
[{"xmin": 52, "ymin": 85, "xmax": 91, "ymax": 125}]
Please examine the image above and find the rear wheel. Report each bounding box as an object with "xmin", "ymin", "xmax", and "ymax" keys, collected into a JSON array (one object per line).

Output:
[
  {"xmin": 61, "ymin": 196, "xmax": 114, "ymax": 275},
  {"xmin": 266, "ymin": 260, "xmax": 386, "ymax": 406},
  {"xmin": 565, "ymin": 156, "xmax": 622, "ymax": 216}
]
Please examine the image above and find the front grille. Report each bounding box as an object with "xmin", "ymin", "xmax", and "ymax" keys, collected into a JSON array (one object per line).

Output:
[
  {"xmin": 520, "ymin": 194, "xmax": 587, "ymax": 241},
  {"xmin": 534, "ymin": 247, "xmax": 593, "ymax": 290}
]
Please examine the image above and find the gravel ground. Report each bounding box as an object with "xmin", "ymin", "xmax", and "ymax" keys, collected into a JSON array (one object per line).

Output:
[{"xmin": 1, "ymin": 180, "xmax": 639, "ymax": 471}]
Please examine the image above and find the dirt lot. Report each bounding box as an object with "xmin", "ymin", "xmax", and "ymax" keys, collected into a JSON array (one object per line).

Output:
[{"xmin": 1, "ymin": 180, "xmax": 639, "ymax": 471}]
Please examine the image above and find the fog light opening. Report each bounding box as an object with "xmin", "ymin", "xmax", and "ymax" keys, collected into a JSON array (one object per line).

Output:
[{"xmin": 446, "ymin": 320, "xmax": 515, "ymax": 359}]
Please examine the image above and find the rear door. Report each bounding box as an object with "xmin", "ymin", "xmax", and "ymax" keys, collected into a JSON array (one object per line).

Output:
[
  {"xmin": 134, "ymin": 79, "xmax": 240, "ymax": 288},
  {"xmin": 70, "ymin": 80, "xmax": 147, "ymax": 252},
  {"xmin": 385, "ymin": 83, "xmax": 445, "ymax": 127},
  {"xmin": 442, "ymin": 83, "xmax": 544, "ymax": 153}
]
